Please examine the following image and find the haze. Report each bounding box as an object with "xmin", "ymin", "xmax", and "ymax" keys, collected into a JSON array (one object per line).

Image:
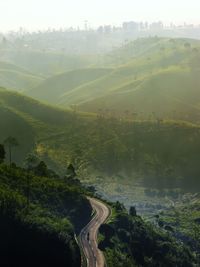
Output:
[{"xmin": 1, "ymin": 0, "xmax": 200, "ymax": 32}]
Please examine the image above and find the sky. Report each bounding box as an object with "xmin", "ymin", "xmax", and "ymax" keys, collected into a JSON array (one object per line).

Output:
[{"xmin": 0, "ymin": 0, "xmax": 200, "ymax": 32}]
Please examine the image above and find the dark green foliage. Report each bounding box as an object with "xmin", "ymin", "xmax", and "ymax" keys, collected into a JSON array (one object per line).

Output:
[
  {"xmin": 24, "ymin": 153, "xmax": 39, "ymax": 171},
  {"xmin": 34, "ymin": 161, "xmax": 48, "ymax": 176},
  {"xmin": 41, "ymin": 116, "xmax": 200, "ymax": 191},
  {"xmin": 129, "ymin": 206, "xmax": 137, "ymax": 217},
  {"xmin": 0, "ymin": 162, "xmax": 92, "ymax": 266},
  {"xmin": 99, "ymin": 206, "xmax": 197, "ymax": 267},
  {"xmin": 0, "ymin": 144, "xmax": 5, "ymax": 163},
  {"xmin": 115, "ymin": 201, "xmax": 126, "ymax": 212},
  {"xmin": 4, "ymin": 136, "xmax": 19, "ymax": 165},
  {"xmin": 66, "ymin": 163, "xmax": 76, "ymax": 178},
  {"xmin": 0, "ymin": 213, "xmax": 80, "ymax": 267}
]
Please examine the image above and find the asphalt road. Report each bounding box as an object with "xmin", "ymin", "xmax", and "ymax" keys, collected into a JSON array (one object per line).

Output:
[{"xmin": 80, "ymin": 198, "xmax": 110, "ymax": 267}]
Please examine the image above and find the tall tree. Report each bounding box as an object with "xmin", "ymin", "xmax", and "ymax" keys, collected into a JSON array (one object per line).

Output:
[
  {"xmin": 66, "ymin": 163, "xmax": 76, "ymax": 178},
  {"xmin": 35, "ymin": 161, "xmax": 48, "ymax": 177},
  {"xmin": 4, "ymin": 137, "xmax": 19, "ymax": 166},
  {"xmin": 24, "ymin": 153, "xmax": 39, "ymax": 172},
  {"xmin": 0, "ymin": 144, "xmax": 5, "ymax": 163}
]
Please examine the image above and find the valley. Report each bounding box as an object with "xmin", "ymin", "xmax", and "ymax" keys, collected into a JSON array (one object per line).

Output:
[{"xmin": 1, "ymin": 34, "xmax": 200, "ymax": 266}]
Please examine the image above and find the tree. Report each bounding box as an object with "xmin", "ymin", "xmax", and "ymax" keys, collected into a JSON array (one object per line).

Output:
[
  {"xmin": 66, "ymin": 163, "xmax": 76, "ymax": 178},
  {"xmin": 4, "ymin": 137, "xmax": 19, "ymax": 166},
  {"xmin": 24, "ymin": 153, "xmax": 39, "ymax": 172},
  {"xmin": 129, "ymin": 206, "xmax": 137, "ymax": 217},
  {"xmin": 0, "ymin": 144, "xmax": 5, "ymax": 163},
  {"xmin": 115, "ymin": 201, "xmax": 125, "ymax": 212},
  {"xmin": 35, "ymin": 161, "xmax": 48, "ymax": 177}
]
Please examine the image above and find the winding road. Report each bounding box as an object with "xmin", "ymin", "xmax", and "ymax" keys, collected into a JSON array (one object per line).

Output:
[{"xmin": 79, "ymin": 198, "xmax": 110, "ymax": 267}]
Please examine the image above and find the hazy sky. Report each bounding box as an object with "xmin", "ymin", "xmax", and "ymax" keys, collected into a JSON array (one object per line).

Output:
[{"xmin": 0, "ymin": 0, "xmax": 200, "ymax": 32}]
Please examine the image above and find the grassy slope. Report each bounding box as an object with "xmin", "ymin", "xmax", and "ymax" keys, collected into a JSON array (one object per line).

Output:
[
  {"xmin": 103, "ymin": 37, "xmax": 200, "ymax": 67},
  {"xmin": 26, "ymin": 68, "xmax": 113, "ymax": 105},
  {"xmin": 77, "ymin": 39, "xmax": 200, "ymax": 121},
  {"xmin": 24, "ymin": 37, "xmax": 200, "ymax": 123},
  {"xmin": 0, "ymin": 61, "xmax": 43, "ymax": 92},
  {"xmin": 79, "ymin": 67, "xmax": 200, "ymax": 122},
  {"xmin": 1, "ymin": 48, "xmax": 98, "ymax": 76},
  {"xmin": 0, "ymin": 88, "xmax": 75, "ymax": 163}
]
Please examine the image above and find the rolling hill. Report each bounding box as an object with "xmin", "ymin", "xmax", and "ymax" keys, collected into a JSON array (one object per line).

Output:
[
  {"xmin": 0, "ymin": 61, "xmax": 43, "ymax": 92},
  {"xmin": 0, "ymin": 88, "xmax": 75, "ymax": 163},
  {"xmin": 26, "ymin": 68, "xmax": 113, "ymax": 105},
  {"xmin": 79, "ymin": 67, "xmax": 200, "ymax": 122},
  {"xmin": 23, "ymin": 37, "xmax": 200, "ymax": 122},
  {"xmin": 2, "ymin": 89, "xmax": 200, "ymax": 192},
  {"xmin": 0, "ymin": 48, "xmax": 98, "ymax": 76}
]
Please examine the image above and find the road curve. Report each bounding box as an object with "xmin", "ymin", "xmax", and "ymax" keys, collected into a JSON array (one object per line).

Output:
[{"xmin": 79, "ymin": 197, "xmax": 110, "ymax": 267}]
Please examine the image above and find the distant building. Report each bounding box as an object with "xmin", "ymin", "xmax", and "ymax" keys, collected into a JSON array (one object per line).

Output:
[
  {"xmin": 122, "ymin": 21, "xmax": 139, "ymax": 32},
  {"xmin": 149, "ymin": 21, "xmax": 164, "ymax": 31}
]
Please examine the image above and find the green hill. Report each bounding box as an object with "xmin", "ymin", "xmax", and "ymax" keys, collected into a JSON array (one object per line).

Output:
[
  {"xmin": 26, "ymin": 68, "xmax": 113, "ymax": 105},
  {"xmin": 79, "ymin": 67, "xmax": 200, "ymax": 122},
  {"xmin": 75, "ymin": 38, "xmax": 200, "ymax": 122},
  {"xmin": 0, "ymin": 88, "xmax": 75, "ymax": 163},
  {"xmin": 0, "ymin": 61, "xmax": 43, "ymax": 92},
  {"xmin": 2, "ymin": 89, "xmax": 200, "ymax": 192},
  {"xmin": 104, "ymin": 37, "xmax": 200, "ymax": 66},
  {"xmin": 1, "ymin": 48, "xmax": 98, "ymax": 76},
  {"xmin": 24, "ymin": 37, "xmax": 200, "ymax": 123}
]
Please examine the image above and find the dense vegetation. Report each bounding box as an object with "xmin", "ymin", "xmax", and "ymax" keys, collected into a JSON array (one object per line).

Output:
[
  {"xmin": 0, "ymin": 149, "xmax": 92, "ymax": 266},
  {"xmin": 155, "ymin": 194, "xmax": 200, "ymax": 258},
  {"xmin": 1, "ymin": 88, "xmax": 200, "ymax": 192},
  {"xmin": 0, "ymin": 60, "xmax": 43, "ymax": 92},
  {"xmin": 99, "ymin": 202, "xmax": 198, "ymax": 266}
]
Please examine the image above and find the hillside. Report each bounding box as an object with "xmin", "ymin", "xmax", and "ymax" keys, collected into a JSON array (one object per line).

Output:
[
  {"xmin": 24, "ymin": 37, "xmax": 200, "ymax": 122},
  {"xmin": 0, "ymin": 159, "xmax": 91, "ymax": 266},
  {"xmin": 104, "ymin": 37, "xmax": 200, "ymax": 66},
  {"xmin": 0, "ymin": 61, "xmax": 43, "ymax": 92},
  {"xmin": 1, "ymin": 89, "xmax": 200, "ymax": 193},
  {"xmin": 0, "ymin": 48, "xmax": 98, "ymax": 76},
  {"xmin": 26, "ymin": 68, "xmax": 113, "ymax": 105},
  {"xmin": 77, "ymin": 38, "xmax": 200, "ymax": 121},
  {"xmin": 0, "ymin": 88, "xmax": 75, "ymax": 163},
  {"xmin": 80, "ymin": 67, "xmax": 200, "ymax": 122},
  {"xmin": 0, "ymin": 151, "xmax": 198, "ymax": 267}
]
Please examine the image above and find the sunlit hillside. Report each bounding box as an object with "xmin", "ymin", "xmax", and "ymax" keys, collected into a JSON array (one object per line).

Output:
[
  {"xmin": 26, "ymin": 68, "xmax": 113, "ymax": 104},
  {"xmin": 0, "ymin": 61, "xmax": 43, "ymax": 91},
  {"xmin": 21, "ymin": 37, "xmax": 200, "ymax": 123}
]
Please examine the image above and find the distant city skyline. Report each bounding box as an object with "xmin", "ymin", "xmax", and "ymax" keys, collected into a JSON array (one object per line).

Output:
[{"xmin": 0, "ymin": 0, "xmax": 200, "ymax": 32}]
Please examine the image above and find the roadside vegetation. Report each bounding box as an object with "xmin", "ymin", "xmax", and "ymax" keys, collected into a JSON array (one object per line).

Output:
[
  {"xmin": 99, "ymin": 202, "xmax": 198, "ymax": 266},
  {"xmin": 0, "ymin": 142, "xmax": 92, "ymax": 266}
]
